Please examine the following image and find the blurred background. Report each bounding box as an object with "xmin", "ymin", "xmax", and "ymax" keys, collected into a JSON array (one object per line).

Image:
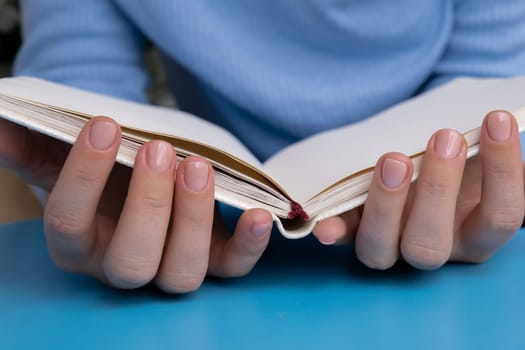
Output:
[
  {"xmin": 0, "ymin": 0, "xmax": 176, "ymax": 223},
  {"xmin": 0, "ymin": 0, "xmax": 19, "ymax": 78},
  {"xmin": 0, "ymin": 0, "xmax": 41, "ymax": 224},
  {"xmin": 0, "ymin": 0, "xmax": 170, "ymax": 100}
]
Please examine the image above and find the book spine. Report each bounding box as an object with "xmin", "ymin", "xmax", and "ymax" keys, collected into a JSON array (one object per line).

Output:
[{"xmin": 288, "ymin": 200, "xmax": 309, "ymax": 220}]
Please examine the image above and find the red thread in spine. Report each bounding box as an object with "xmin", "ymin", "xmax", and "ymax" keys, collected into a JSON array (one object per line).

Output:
[{"xmin": 288, "ymin": 200, "xmax": 309, "ymax": 220}]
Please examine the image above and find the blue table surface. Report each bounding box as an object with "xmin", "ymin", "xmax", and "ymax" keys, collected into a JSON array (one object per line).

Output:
[{"xmin": 0, "ymin": 219, "xmax": 524, "ymax": 350}]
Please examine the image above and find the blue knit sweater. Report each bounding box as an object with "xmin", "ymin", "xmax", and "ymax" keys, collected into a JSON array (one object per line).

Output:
[{"xmin": 15, "ymin": 0, "xmax": 525, "ymax": 160}]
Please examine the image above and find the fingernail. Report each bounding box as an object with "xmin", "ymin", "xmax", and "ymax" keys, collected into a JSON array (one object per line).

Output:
[
  {"xmin": 183, "ymin": 160, "xmax": 209, "ymax": 192},
  {"xmin": 251, "ymin": 222, "xmax": 270, "ymax": 237},
  {"xmin": 319, "ymin": 238, "xmax": 336, "ymax": 245},
  {"xmin": 381, "ymin": 158, "xmax": 408, "ymax": 189},
  {"xmin": 146, "ymin": 141, "xmax": 173, "ymax": 171},
  {"xmin": 89, "ymin": 120, "xmax": 117, "ymax": 150},
  {"xmin": 434, "ymin": 130, "xmax": 463, "ymax": 159},
  {"xmin": 487, "ymin": 112, "xmax": 512, "ymax": 142}
]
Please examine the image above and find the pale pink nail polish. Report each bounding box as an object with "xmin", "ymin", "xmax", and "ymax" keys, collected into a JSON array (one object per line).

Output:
[
  {"xmin": 434, "ymin": 130, "xmax": 463, "ymax": 159},
  {"xmin": 381, "ymin": 158, "xmax": 407, "ymax": 189},
  {"xmin": 319, "ymin": 238, "xmax": 336, "ymax": 245},
  {"xmin": 183, "ymin": 160, "xmax": 209, "ymax": 192},
  {"xmin": 487, "ymin": 112, "xmax": 511, "ymax": 142},
  {"xmin": 89, "ymin": 120, "xmax": 117, "ymax": 150},
  {"xmin": 146, "ymin": 141, "xmax": 173, "ymax": 171},
  {"xmin": 251, "ymin": 222, "xmax": 270, "ymax": 237}
]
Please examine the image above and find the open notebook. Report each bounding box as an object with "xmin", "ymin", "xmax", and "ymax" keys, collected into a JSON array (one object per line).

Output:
[{"xmin": 0, "ymin": 76, "xmax": 524, "ymax": 238}]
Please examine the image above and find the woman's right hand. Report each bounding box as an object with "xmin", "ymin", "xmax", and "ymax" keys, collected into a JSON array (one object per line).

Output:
[{"xmin": 0, "ymin": 117, "xmax": 273, "ymax": 293}]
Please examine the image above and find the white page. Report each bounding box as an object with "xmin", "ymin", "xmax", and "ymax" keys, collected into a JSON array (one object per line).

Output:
[
  {"xmin": 0, "ymin": 76, "xmax": 262, "ymax": 169},
  {"xmin": 263, "ymin": 76, "xmax": 525, "ymax": 203}
]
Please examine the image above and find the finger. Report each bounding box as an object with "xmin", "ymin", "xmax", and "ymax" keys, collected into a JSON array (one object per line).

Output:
[
  {"xmin": 103, "ymin": 141, "xmax": 176, "ymax": 289},
  {"xmin": 355, "ymin": 153, "xmax": 412, "ymax": 270},
  {"xmin": 401, "ymin": 129, "xmax": 466, "ymax": 270},
  {"xmin": 155, "ymin": 157, "xmax": 215, "ymax": 293},
  {"xmin": 313, "ymin": 208, "xmax": 361, "ymax": 245},
  {"xmin": 44, "ymin": 117, "xmax": 120, "ymax": 273},
  {"xmin": 0, "ymin": 118, "xmax": 68, "ymax": 189},
  {"xmin": 0, "ymin": 118, "xmax": 30, "ymax": 169},
  {"xmin": 313, "ymin": 216, "xmax": 347, "ymax": 245},
  {"xmin": 208, "ymin": 208, "xmax": 272, "ymax": 278},
  {"xmin": 453, "ymin": 111, "xmax": 524, "ymax": 262}
]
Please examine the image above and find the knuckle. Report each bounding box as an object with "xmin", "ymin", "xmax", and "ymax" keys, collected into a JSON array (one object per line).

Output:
[
  {"xmin": 156, "ymin": 270, "xmax": 205, "ymax": 294},
  {"xmin": 401, "ymin": 240, "xmax": 450, "ymax": 270},
  {"xmin": 483, "ymin": 208, "xmax": 524, "ymax": 235},
  {"xmin": 141, "ymin": 194, "xmax": 171, "ymax": 211},
  {"xmin": 235, "ymin": 237, "xmax": 266, "ymax": 257},
  {"xmin": 417, "ymin": 178, "xmax": 454, "ymax": 201},
  {"xmin": 73, "ymin": 168, "xmax": 103, "ymax": 189},
  {"xmin": 104, "ymin": 255, "xmax": 157, "ymax": 289},
  {"xmin": 181, "ymin": 207, "xmax": 205, "ymax": 225},
  {"xmin": 44, "ymin": 207, "xmax": 86, "ymax": 239},
  {"xmin": 485, "ymin": 161, "xmax": 517, "ymax": 179}
]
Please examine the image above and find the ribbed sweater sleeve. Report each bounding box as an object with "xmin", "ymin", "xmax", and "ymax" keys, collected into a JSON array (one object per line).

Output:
[
  {"xmin": 12, "ymin": 0, "xmax": 525, "ymax": 158},
  {"xmin": 426, "ymin": 0, "xmax": 525, "ymax": 89},
  {"xmin": 14, "ymin": 0, "xmax": 149, "ymax": 103}
]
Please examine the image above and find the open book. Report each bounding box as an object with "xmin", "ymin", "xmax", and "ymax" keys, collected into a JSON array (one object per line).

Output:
[{"xmin": 0, "ymin": 76, "xmax": 525, "ymax": 238}]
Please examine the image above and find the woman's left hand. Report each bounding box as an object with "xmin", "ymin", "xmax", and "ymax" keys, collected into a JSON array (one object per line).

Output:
[{"xmin": 313, "ymin": 110, "xmax": 524, "ymax": 270}]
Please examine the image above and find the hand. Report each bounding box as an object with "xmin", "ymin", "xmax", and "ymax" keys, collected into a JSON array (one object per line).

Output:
[
  {"xmin": 0, "ymin": 117, "xmax": 272, "ymax": 292},
  {"xmin": 313, "ymin": 110, "xmax": 525, "ymax": 269}
]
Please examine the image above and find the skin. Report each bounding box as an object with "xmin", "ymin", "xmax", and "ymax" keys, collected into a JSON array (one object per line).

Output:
[
  {"xmin": 0, "ymin": 116, "xmax": 272, "ymax": 293},
  {"xmin": 0, "ymin": 110, "xmax": 523, "ymax": 292},
  {"xmin": 313, "ymin": 110, "xmax": 525, "ymax": 270}
]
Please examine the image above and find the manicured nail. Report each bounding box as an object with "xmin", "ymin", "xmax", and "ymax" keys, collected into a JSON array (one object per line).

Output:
[
  {"xmin": 319, "ymin": 238, "xmax": 336, "ymax": 245},
  {"xmin": 146, "ymin": 141, "xmax": 173, "ymax": 171},
  {"xmin": 251, "ymin": 222, "xmax": 270, "ymax": 237},
  {"xmin": 89, "ymin": 120, "xmax": 117, "ymax": 150},
  {"xmin": 434, "ymin": 130, "xmax": 463, "ymax": 159},
  {"xmin": 487, "ymin": 112, "xmax": 512, "ymax": 142},
  {"xmin": 381, "ymin": 158, "xmax": 407, "ymax": 189},
  {"xmin": 183, "ymin": 160, "xmax": 209, "ymax": 192}
]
